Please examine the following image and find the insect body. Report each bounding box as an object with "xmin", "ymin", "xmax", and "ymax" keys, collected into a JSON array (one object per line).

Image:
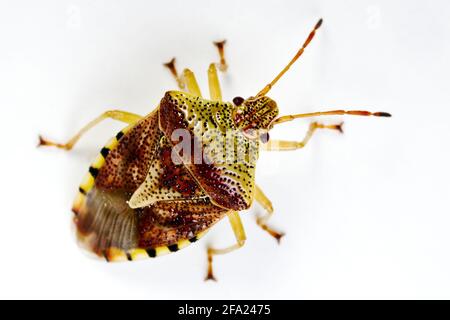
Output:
[{"xmin": 39, "ymin": 19, "xmax": 390, "ymax": 280}]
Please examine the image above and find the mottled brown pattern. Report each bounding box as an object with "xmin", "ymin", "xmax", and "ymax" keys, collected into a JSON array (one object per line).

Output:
[
  {"xmin": 159, "ymin": 144, "xmax": 201, "ymax": 197},
  {"xmin": 75, "ymin": 106, "xmax": 228, "ymax": 256},
  {"xmin": 159, "ymin": 91, "xmax": 254, "ymax": 211},
  {"xmin": 95, "ymin": 110, "xmax": 161, "ymax": 192},
  {"xmin": 138, "ymin": 197, "xmax": 226, "ymax": 248},
  {"xmin": 128, "ymin": 135, "xmax": 207, "ymax": 208}
]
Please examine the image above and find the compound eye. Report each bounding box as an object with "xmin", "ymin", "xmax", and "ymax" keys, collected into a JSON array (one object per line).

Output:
[
  {"xmin": 259, "ymin": 132, "xmax": 270, "ymax": 143},
  {"xmin": 233, "ymin": 96, "xmax": 244, "ymax": 106}
]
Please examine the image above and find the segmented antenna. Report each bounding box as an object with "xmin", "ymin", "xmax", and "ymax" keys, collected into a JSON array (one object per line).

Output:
[{"xmin": 256, "ymin": 18, "xmax": 323, "ymax": 98}]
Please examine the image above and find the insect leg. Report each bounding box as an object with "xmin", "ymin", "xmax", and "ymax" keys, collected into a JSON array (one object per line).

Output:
[
  {"xmin": 182, "ymin": 69, "xmax": 202, "ymax": 96},
  {"xmin": 263, "ymin": 122, "xmax": 342, "ymax": 151},
  {"xmin": 254, "ymin": 185, "xmax": 284, "ymax": 242},
  {"xmin": 208, "ymin": 63, "xmax": 222, "ymax": 101},
  {"xmin": 38, "ymin": 110, "xmax": 142, "ymax": 150},
  {"xmin": 213, "ymin": 40, "xmax": 227, "ymax": 72},
  {"xmin": 163, "ymin": 58, "xmax": 185, "ymax": 90},
  {"xmin": 206, "ymin": 211, "xmax": 246, "ymax": 281}
]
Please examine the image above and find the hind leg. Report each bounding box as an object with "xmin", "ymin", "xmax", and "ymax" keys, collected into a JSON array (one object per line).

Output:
[
  {"xmin": 254, "ymin": 185, "xmax": 284, "ymax": 242},
  {"xmin": 206, "ymin": 211, "xmax": 246, "ymax": 281}
]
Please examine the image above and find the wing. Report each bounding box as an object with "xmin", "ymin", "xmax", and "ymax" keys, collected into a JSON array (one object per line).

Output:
[
  {"xmin": 159, "ymin": 91, "xmax": 259, "ymax": 211},
  {"xmin": 72, "ymin": 109, "xmax": 228, "ymax": 262},
  {"xmin": 128, "ymin": 135, "xmax": 206, "ymax": 208}
]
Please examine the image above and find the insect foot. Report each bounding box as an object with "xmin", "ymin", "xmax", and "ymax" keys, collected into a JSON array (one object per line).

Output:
[
  {"xmin": 205, "ymin": 249, "xmax": 218, "ymax": 282},
  {"xmin": 37, "ymin": 135, "xmax": 68, "ymax": 150},
  {"xmin": 334, "ymin": 122, "xmax": 344, "ymax": 134},
  {"xmin": 256, "ymin": 217, "xmax": 285, "ymax": 244},
  {"xmin": 163, "ymin": 57, "xmax": 184, "ymax": 89},
  {"xmin": 37, "ymin": 135, "xmax": 48, "ymax": 147},
  {"xmin": 213, "ymin": 40, "xmax": 228, "ymax": 72},
  {"xmin": 205, "ymin": 273, "xmax": 217, "ymax": 282},
  {"xmin": 313, "ymin": 121, "xmax": 344, "ymax": 134}
]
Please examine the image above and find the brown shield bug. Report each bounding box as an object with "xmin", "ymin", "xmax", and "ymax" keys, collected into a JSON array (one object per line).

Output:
[{"xmin": 39, "ymin": 18, "xmax": 390, "ymax": 281}]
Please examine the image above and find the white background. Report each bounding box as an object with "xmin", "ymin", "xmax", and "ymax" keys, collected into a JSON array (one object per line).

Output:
[{"xmin": 1, "ymin": 0, "xmax": 449, "ymax": 299}]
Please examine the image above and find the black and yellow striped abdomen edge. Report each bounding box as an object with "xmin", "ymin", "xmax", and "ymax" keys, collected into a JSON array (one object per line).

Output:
[{"xmin": 71, "ymin": 125, "xmax": 208, "ymax": 262}]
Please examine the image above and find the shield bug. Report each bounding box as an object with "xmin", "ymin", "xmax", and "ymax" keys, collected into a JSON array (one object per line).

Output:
[{"xmin": 39, "ymin": 19, "xmax": 391, "ymax": 281}]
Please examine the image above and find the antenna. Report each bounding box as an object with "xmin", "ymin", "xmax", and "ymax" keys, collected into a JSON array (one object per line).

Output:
[
  {"xmin": 271, "ymin": 109, "xmax": 391, "ymax": 128},
  {"xmin": 256, "ymin": 18, "xmax": 323, "ymax": 98}
]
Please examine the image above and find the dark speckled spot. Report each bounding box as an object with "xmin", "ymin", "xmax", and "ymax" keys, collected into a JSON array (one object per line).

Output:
[
  {"xmin": 189, "ymin": 236, "xmax": 198, "ymax": 243},
  {"xmin": 116, "ymin": 131, "xmax": 124, "ymax": 140},
  {"xmin": 89, "ymin": 166, "xmax": 99, "ymax": 178},
  {"xmin": 100, "ymin": 147, "xmax": 110, "ymax": 158},
  {"xmin": 146, "ymin": 248, "xmax": 156, "ymax": 257}
]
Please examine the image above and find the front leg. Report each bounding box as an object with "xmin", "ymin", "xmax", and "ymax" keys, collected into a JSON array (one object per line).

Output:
[
  {"xmin": 208, "ymin": 40, "xmax": 228, "ymax": 101},
  {"xmin": 163, "ymin": 58, "xmax": 203, "ymax": 97},
  {"xmin": 213, "ymin": 40, "xmax": 228, "ymax": 72},
  {"xmin": 163, "ymin": 58, "xmax": 185, "ymax": 90}
]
